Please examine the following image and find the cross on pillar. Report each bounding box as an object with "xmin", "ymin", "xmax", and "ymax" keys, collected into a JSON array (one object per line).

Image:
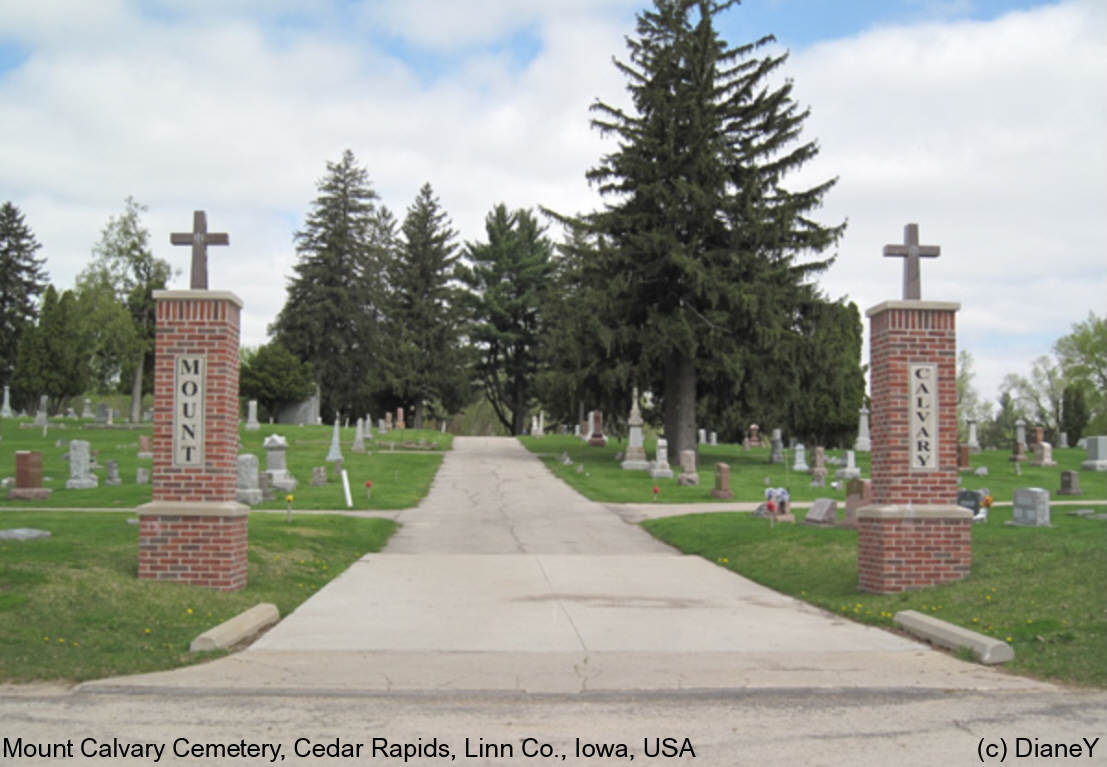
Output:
[
  {"xmin": 170, "ymin": 211, "xmax": 229, "ymax": 290},
  {"xmin": 883, "ymin": 223, "xmax": 940, "ymax": 300}
]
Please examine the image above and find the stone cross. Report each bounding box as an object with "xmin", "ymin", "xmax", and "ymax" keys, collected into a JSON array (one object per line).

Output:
[
  {"xmin": 883, "ymin": 223, "xmax": 939, "ymax": 300},
  {"xmin": 170, "ymin": 210, "xmax": 229, "ymax": 290}
]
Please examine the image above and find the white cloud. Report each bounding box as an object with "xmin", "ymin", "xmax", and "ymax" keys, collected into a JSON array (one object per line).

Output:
[{"xmin": 0, "ymin": 0, "xmax": 1102, "ymax": 409}]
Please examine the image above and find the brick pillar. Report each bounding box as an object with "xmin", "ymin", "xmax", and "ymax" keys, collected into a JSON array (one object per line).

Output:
[
  {"xmin": 858, "ymin": 300, "xmax": 971, "ymax": 594},
  {"xmin": 137, "ymin": 290, "xmax": 248, "ymax": 591}
]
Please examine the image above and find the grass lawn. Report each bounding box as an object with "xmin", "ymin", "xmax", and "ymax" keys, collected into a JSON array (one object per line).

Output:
[
  {"xmin": 519, "ymin": 434, "xmax": 1107, "ymax": 505},
  {"xmin": 642, "ymin": 506, "xmax": 1106, "ymax": 688},
  {"xmin": 0, "ymin": 510, "xmax": 397, "ymax": 683},
  {"xmin": 1, "ymin": 418, "xmax": 449, "ymax": 511}
]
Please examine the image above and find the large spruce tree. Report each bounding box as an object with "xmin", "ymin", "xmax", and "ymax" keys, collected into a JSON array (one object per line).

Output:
[
  {"xmin": 11, "ymin": 285, "xmax": 88, "ymax": 411},
  {"xmin": 458, "ymin": 205, "xmax": 554, "ymax": 435},
  {"xmin": 0, "ymin": 201, "xmax": 49, "ymax": 386},
  {"xmin": 270, "ymin": 150, "xmax": 393, "ymax": 420},
  {"xmin": 385, "ymin": 183, "xmax": 470, "ymax": 428},
  {"xmin": 583, "ymin": 0, "xmax": 845, "ymax": 457}
]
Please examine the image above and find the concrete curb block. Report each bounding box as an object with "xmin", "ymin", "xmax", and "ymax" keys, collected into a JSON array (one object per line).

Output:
[
  {"xmin": 894, "ymin": 609, "xmax": 1014, "ymax": 665},
  {"xmin": 190, "ymin": 603, "xmax": 279, "ymax": 653}
]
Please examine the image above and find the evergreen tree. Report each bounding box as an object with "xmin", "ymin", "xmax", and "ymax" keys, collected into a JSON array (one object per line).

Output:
[
  {"xmin": 270, "ymin": 150, "xmax": 392, "ymax": 420},
  {"xmin": 579, "ymin": 0, "xmax": 845, "ymax": 457},
  {"xmin": 458, "ymin": 205, "xmax": 554, "ymax": 435},
  {"xmin": 81, "ymin": 197, "xmax": 172, "ymax": 421},
  {"xmin": 1060, "ymin": 384, "xmax": 1088, "ymax": 444},
  {"xmin": 0, "ymin": 201, "xmax": 49, "ymax": 386},
  {"xmin": 385, "ymin": 183, "xmax": 470, "ymax": 428},
  {"xmin": 11, "ymin": 285, "xmax": 88, "ymax": 411}
]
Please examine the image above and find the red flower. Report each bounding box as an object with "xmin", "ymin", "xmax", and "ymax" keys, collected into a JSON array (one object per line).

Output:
[
  {"xmin": 652, "ymin": 485, "xmax": 660, "ymax": 495},
  {"xmin": 365, "ymin": 480, "xmax": 373, "ymax": 488},
  {"xmin": 766, "ymin": 500, "xmax": 777, "ymax": 513}
]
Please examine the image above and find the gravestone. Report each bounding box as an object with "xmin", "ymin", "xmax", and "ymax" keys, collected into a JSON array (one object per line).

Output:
[
  {"xmin": 676, "ymin": 450, "xmax": 699, "ymax": 486},
  {"xmin": 396, "ymin": 407, "xmax": 405, "ymax": 430},
  {"xmin": 65, "ymin": 440, "xmax": 98, "ymax": 489},
  {"xmin": 842, "ymin": 478, "xmax": 872, "ymax": 528},
  {"xmin": 244, "ymin": 400, "xmax": 260, "ymax": 431},
  {"xmin": 276, "ymin": 386, "xmax": 320, "ymax": 426},
  {"xmin": 709, "ymin": 431, "xmax": 718, "ymax": 446},
  {"xmin": 235, "ymin": 454, "xmax": 262, "ymax": 505},
  {"xmin": 974, "ymin": 465, "xmax": 989, "ymax": 477},
  {"xmin": 956, "ymin": 489, "xmax": 982, "ymax": 515},
  {"xmin": 698, "ymin": 428, "xmax": 706, "ymax": 445},
  {"xmin": 810, "ymin": 467, "xmax": 827, "ymax": 488},
  {"xmin": 854, "ymin": 407, "xmax": 871, "ymax": 452},
  {"xmin": 385, "ymin": 412, "xmax": 393, "ymax": 432},
  {"xmin": 621, "ymin": 390, "xmax": 650, "ymax": 470},
  {"xmin": 1080, "ymin": 436, "xmax": 1107, "ymax": 471},
  {"xmin": 748, "ymin": 424, "xmax": 761, "ymax": 446},
  {"xmin": 142, "ymin": 409, "xmax": 153, "ymax": 423},
  {"xmin": 1029, "ymin": 425, "xmax": 1044, "ymax": 448},
  {"xmin": 81, "ymin": 398, "xmax": 93, "ymax": 419},
  {"xmin": 1, "ymin": 385, "xmax": 13, "ymax": 418},
  {"xmin": 96, "ymin": 403, "xmax": 108, "ymax": 423},
  {"xmin": 587, "ymin": 410, "xmax": 607, "ymax": 447},
  {"xmin": 352, "ymin": 418, "xmax": 366, "ymax": 453},
  {"xmin": 379, "ymin": 417, "xmax": 387, "ymax": 433},
  {"xmin": 33, "ymin": 395, "xmax": 48, "ymax": 427},
  {"xmin": 7, "ymin": 451, "xmax": 52, "ymax": 500},
  {"xmin": 1058, "ymin": 470, "xmax": 1081, "ymax": 496},
  {"xmin": 1031, "ymin": 441, "xmax": 1057, "ymax": 467},
  {"xmin": 325, "ymin": 417, "xmax": 343, "ymax": 463},
  {"xmin": 811, "ymin": 446, "xmax": 826, "ymax": 474},
  {"xmin": 263, "ymin": 434, "xmax": 297, "ymax": 493},
  {"xmin": 792, "ymin": 444, "xmax": 809, "ymax": 472},
  {"xmin": 804, "ymin": 498, "xmax": 837, "ymax": 526},
  {"xmin": 107, "ymin": 408, "xmax": 115, "ymax": 425},
  {"xmin": 957, "ymin": 444, "xmax": 971, "ymax": 471},
  {"xmin": 136, "ymin": 224, "xmax": 250, "ymax": 591},
  {"xmin": 835, "ymin": 450, "xmax": 861, "ymax": 480},
  {"xmin": 573, "ymin": 424, "xmax": 581, "ymax": 438},
  {"xmin": 1008, "ymin": 487, "xmax": 1051, "ymax": 527},
  {"xmin": 966, "ymin": 418, "xmax": 981, "ymax": 453},
  {"xmin": 650, "ymin": 438, "xmax": 674, "ymax": 479},
  {"xmin": 710, "ymin": 463, "xmax": 733, "ymax": 499},
  {"xmin": 311, "ymin": 466, "xmax": 328, "ymax": 487},
  {"xmin": 137, "ymin": 435, "xmax": 153, "ymax": 460},
  {"xmin": 136, "ymin": 467, "xmax": 150, "ymax": 485},
  {"xmin": 258, "ymin": 472, "xmax": 275, "ymax": 501},
  {"xmin": 105, "ymin": 459, "xmax": 122, "ymax": 487},
  {"xmin": 1058, "ymin": 431, "xmax": 1069, "ymax": 449},
  {"xmin": 0, "ymin": 528, "xmax": 51, "ymax": 541},
  {"xmin": 859, "ymin": 223, "xmax": 970, "ymax": 594},
  {"xmin": 1010, "ymin": 419, "xmax": 1028, "ymax": 462},
  {"xmin": 534, "ymin": 411, "xmax": 545, "ymax": 438},
  {"xmin": 770, "ymin": 429, "xmax": 783, "ymax": 464}
]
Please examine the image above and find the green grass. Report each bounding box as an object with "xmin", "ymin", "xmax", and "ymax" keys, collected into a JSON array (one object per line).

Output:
[
  {"xmin": 641, "ymin": 505, "xmax": 1107, "ymax": 688},
  {"xmin": 519, "ymin": 434, "xmax": 1107, "ymax": 505},
  {"xmin": 0, "ymin": 510, "xmax": 397, "ymax": 682},
  {"xmin": 0, "ymin": 418, "xmax": 449, "ymax": 511}
]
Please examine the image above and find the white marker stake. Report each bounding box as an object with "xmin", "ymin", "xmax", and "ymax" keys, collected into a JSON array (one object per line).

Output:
[{"xmin": 341, "ymin": 470, "xmax": 353, "ymax": 509}]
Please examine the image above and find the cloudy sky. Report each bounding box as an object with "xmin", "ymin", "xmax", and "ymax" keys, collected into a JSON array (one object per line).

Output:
[{"xmin": 1, "ymin": 0, "xmax": 1103, "ymax": 407}]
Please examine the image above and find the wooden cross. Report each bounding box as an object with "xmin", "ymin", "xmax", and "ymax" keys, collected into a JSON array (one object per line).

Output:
[
  {"xmin": 883, "ymin": 223, "xmax": 939, "ymax": 300},
  {"xmin": 170, "ymin": 211, "xmax": 229, "ymax": 290}
]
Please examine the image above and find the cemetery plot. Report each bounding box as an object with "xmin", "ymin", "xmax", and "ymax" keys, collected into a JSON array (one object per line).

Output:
[{"xmin": 0, "ymin": 420, "xmax": 450, "ymax": 511}]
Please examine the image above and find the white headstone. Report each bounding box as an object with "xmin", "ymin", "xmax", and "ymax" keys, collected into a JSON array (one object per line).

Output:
[
  {"xmin": 621, "ymin": 389, "xmax": 650, "ymax": 470},
  {"xmin": 709, "ymin": 431, "xmax": 718, "ymax": 446},
  {"xmin": 263, "ymin": 434, "xmax": 297, "ymax": 492},
  {"xmin": 325, "ymin": 416, "xmax": 343, "ymax": 463},
  {"xmin": 65, "ymin": 440, "xmax": 98, "ymax": 489},
  {"xmin": 0, "ymin": 386, "xmax": 12, "ymax": 418},
  {"xmin": 1058, "ymin": 431, "xmax": 1069, "ymax": 449},
  {"xmin": 676, "ymin": 449, "xmax": 699, "ymax": 486},
  {"xmin": 244, "ymin": 400, "xmax": 260, "ymax": 431},
  {"xmin": 835, "ymin": 450, "xmax": 861, "ymax": 480},
  {"xmin": 1031, "ymin": 441, "xmax": 1057, "ymax": 467},
  {"xmin": 853, "ymin": 407, "xmax": 871, "ymax": 452},
  {"xmin": 1080, "ymin": 436, "xmax": 1107, "ymax": 471},
  {"xmin": 966, "ymin": 418, "xmax": 981, "ymax": 452},
  {"xmin": 236, "ymin": 454, "xmax": 263, "ymax": 505},
  {"xmin": 698, "ymin": 428, "xmax": 707, "ymax": 445},
  {"xmin": 650, "ymin": 437, "xmax": 673, "ymax": 479},
  {"xmin": 81, "ymin": 397, "xmax": 93, "ymax": 419},
  {"xmin": 792, "ymin": 444, "xmax": 809, "ymax": 472},
  {"xmin": 33, "ymin": 395, "xmax": 48, "ymax": 427},
  {"xmin": 352, "ymin": 418, "xmax": 366, "ymax": 453},
  {"xmin": 1015, "ymin": 419, "xmax": 1027, "ymax": 446}
]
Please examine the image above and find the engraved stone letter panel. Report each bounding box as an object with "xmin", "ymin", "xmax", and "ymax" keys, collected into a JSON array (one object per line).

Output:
[
  {"xmin": 174, "ymin": 354, "xmax": 206, "ymax": 466},
  {"xmin": 908, "ymin": 362, "xmax": 937, "ymax": 471}
]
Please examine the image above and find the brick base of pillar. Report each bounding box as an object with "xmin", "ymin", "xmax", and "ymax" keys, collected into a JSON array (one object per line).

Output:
[
  {"xmin": 857, "ymin": 505, "xmax": 971, "ymax": 594},
  {"xmin": 137, "ymin": 502, "xmax": 248, "ymax": 591}
]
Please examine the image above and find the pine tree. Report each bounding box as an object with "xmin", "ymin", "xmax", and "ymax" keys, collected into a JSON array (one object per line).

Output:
[
  {"xmin": 581, "ymin": 0, "xmax": 845, "ymax": 457},
  {"xmin": 11, "ymin": 285, "xmax": 88, "ymax": 411},
  {"xmin": 270, "ymin": 150, "xmax": 392, "ymax": 420},
  {"xmin": 385, "ymin": 183, "xmax": 470, "ymax": 428},
  {"xmin": 0, "ymin": 201, "xmax": 49, "ymax": 386},
  {"xmin": 458, "ymin": 205, "xmax": 554, "ymax": 435},
  {"xmin": 239, "ymin": 341, "xmax": 317, "ymax": 420}
]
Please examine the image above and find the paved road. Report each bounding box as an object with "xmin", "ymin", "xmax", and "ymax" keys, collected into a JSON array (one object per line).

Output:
[{"xmin": 4, "ymin": 437, "xmax": 1103, "ymax": 765}]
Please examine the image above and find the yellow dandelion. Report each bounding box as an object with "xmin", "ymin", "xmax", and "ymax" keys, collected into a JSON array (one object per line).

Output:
[
  {"xmin": 186, "ymin": 608, "xmax": 193, "ymax": 615},
  {"xmin": 43, "ymin": 637, "xmax": 49, "ymax": 642},
  {"xmin": 72, "ymin": 642, "xmax": 79, "ymax": 647},
  {"xmin": 1006, "ymin": 636, "xmax": 1013, "ymax": 643},
  {"xmin": 972, "ymin": 617, "xmax": 980, "ymax": 623},
  {"xmin": 985, "ymin": 595, "xmax": 991, "ymax": 601},
  {"xmin": 144, "ymin": 628, "xmax": 151, "ymax": 634},
  {"xmin": 1026, "ymin": 619, "xmax": 1032, "ymax": 624},
  {"xmin": 57, "ymin": 638, "xmax": 64, "ymax": 643}
]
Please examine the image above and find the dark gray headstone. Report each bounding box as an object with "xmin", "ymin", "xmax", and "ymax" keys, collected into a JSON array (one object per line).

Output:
[{"xmin": 956, "ymin": 489, "xmax": 981, "ymax": 514}]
